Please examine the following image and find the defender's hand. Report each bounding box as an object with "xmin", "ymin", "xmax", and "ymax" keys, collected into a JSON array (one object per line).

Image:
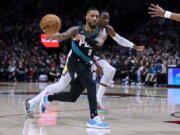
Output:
[{"xmin": 148, "ymin": 4, "xmax": 165, "ymax": 17}]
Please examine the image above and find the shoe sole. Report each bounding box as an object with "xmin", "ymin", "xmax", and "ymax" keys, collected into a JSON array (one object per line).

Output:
[
  {"xmin": 97, "ymin": 109, "xmax": 108, "ymax": 114},
  {"xmin": 87, "ymin": 123, "xmax": 110, "ymax": 129}
]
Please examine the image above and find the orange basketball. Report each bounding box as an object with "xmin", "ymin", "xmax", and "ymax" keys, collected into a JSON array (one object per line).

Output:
[{"xmin": 40, "ymin": 14, "xmax": 61, "ymax": 35}]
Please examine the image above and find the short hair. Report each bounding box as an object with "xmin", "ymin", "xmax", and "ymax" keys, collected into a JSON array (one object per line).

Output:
[
  {"xmin": 100, "ymin": 10, "xmax": 109, "ymax": 14},
  {"xmin": 100, "ymin": 10, "xmax": 109, "ymax": 16},
  {"xmin": 86, "ymin": 7, "xmax": 98, "ymax": 15}
]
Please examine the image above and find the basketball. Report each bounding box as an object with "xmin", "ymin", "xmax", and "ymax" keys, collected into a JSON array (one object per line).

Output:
[{"xmin": 40, "ymin": 14, "xmax": 61, "ymax": 35}]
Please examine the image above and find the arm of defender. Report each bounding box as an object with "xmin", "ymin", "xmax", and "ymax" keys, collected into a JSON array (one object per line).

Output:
[
  {"xmin": 107, "ymin": 25, "xmax": 144, "ymax": 51},
  {"xmin": 46, "ymin": 26, "xmax": 79, "ymax": 42},
  {"xmin": 148, "ymin": 4, "xmax": 180, "ymax": 22},
  {"xmin": 171, "ymin": 13, "xmax": 180, "ymax": 22},
  {"xmin": 92, "ymin": 57, "xmax": 103, "ymax": 74},
  {"xmin": 94, "ymin": 31, "xmax": 107, "ymax": 47}
]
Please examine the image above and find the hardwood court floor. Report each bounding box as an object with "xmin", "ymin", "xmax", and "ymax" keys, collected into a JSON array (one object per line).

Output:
[{"xmin": 0, "ymin": 82, "xmax": 180, "ymax": 135}]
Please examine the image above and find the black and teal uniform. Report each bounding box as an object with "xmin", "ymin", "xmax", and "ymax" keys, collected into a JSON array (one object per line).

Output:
[
  {"xmin": 48, "ymin": 25, "xmax": 100, "ymax": 119},
  {"xmin": 68, "ymin": 25, "xmax": 100, "ymax": 79}
]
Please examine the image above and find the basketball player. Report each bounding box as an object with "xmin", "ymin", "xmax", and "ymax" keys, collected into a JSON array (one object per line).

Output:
[
  {"xmin": 25, "ymin": 8, "xmax": 110, "ymax": 129},
  {"xmin": 47, "ymin": 11, "xmax": 144, "ymax": 113},
  {"xmin": 94, "ymin": 11, "xmax": 144, "ymax": 113},
  {"xmin": 24, "ymin": 11, "xmax": 144, "ymax": 117},
  {"xmin": 38, "ymin": 10, "xmax": 144, "ymax": 121},
  {"xmin": 148, "ymin": 4, "xmax": 180, "ymax": 22}
]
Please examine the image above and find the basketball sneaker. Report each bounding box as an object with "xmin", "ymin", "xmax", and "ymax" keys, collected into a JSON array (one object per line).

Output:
[
  {"xmin": 87, "ymin": 116, "xmax": 110, "ymax": 129},
  {"xmin": 39, "ymin": 92, "xmax": 49, "ymax": 113},
  {"xmin": 23, "ymin": 99, "xmax": 35, "ymax": 118}
]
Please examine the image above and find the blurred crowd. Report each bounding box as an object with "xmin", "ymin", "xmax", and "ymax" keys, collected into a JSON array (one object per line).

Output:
[
  {"xmin": 0, "ymin": 0, "xmax": 180, "ymax": 87},
  {"xmin": 96, "ymin": 18, "xmax": 180, "ymax": 87}
]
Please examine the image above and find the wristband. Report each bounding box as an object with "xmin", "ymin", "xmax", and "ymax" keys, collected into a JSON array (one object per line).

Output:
[{"xmin": 164, "ymin": 11, "xmax": 172, "ymax": 18}]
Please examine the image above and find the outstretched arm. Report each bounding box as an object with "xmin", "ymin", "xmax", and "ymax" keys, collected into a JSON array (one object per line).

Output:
[
  {"xmin": 148, "ymin": 4, "xmax": 180, "ymax": 22},
  {"xmin": 106, "ymin": 25, "xmax": 144, "ymax": 51},
  {"xmin": 46, "ymin": 26, "xmax": 79, "ymax": 42}
]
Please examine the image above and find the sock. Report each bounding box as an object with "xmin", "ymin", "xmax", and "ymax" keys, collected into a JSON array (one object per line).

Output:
[
  {"xmin": 29, "ymin": 92, "xmax": 42, "ymax": 104},
  {"xmin": 96, "ymin": 85, "xmax": 107, "ymax": 106}
]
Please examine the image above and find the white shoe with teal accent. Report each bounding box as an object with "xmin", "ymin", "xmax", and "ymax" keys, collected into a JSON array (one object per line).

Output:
[
  {"xmin": 23, "ymin": 99, "xmax": 35, "ymax": 118},
  {"xmin": 87, "ymin": 116, "xmax": 110, "ymax": 129},
  {"xmin": 39, "ymin": 92, "xmax": 49, "ymax": 113}
]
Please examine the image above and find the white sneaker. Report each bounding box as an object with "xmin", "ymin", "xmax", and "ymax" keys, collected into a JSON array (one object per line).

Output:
[
  {"xmin": 23, "ymin": 99, "xmax": 35, "ymax": 118},
  {"xmin": 87, "ymin": 116, "xmax": 110, "ymax": 129}
]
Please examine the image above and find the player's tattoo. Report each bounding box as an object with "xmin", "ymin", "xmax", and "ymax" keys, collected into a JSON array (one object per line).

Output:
[{"xmin": 58, "ymin": 26, "xmax": 79, "ymax": 41}]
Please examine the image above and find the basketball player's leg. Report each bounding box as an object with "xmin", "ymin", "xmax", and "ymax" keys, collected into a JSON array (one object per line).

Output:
[
  {"xmin": 40, "ymin": 62, "xmax": 97, "ymax": 117},
  {"xmin": 48, "ymin": 81, "xmax": 84, "ymax": 102},
  {"xmin": 75, "ymin": 63, "xmax": 110, "ymax": 128},
  {"xmin": 26, "ymin": 73, "xmax": 70, "ymax": 106},
  {"xmin": 40, "ymin": 81, "xmax": 84, "ymax": 113},
  {"xmin": 96, "ymin": 59, "xmax": 116, "ymax": 111},
  {"xmin": 80, "ymin": 71, "xmax": 98, "ymax": 119},
  {"xmin": 24, "ymin": 66, "xmax": 71, "ymax": 116}
]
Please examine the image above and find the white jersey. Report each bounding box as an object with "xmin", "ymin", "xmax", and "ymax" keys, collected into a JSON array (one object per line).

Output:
[
  {"xmin": 100, "ymin": 28, "xmax": 108, "ymax": 40},
  {"xmin": 98, "ymin": 28, "xmax": 108, "ymax": 47}
]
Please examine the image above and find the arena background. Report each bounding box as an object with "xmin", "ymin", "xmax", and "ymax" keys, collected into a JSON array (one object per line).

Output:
[
  {"xmin": 1, "ymin": 0, "xmax": 180, "ymax": 135},
  {"xmin": 0, "ymin": 0, "xmax": 180, "ymax": 85}
]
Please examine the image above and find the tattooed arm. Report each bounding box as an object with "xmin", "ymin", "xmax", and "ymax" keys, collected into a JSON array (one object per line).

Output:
[{"xmin": 46, "ymin": 26, "xmax": 79, "ymax": 42}]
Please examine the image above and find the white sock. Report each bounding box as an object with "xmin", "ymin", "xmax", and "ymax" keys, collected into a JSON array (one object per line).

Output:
[
  {"xmin": 95, "ymin": 59, "xmax": 116, "ymax": 106},
  {"xmin": 97, "ymin": 85, "xmax": 107, "ymax": 106},
  {"xmin": 29, "ymin": 92, "xmax": 43, "ymax": 104}
]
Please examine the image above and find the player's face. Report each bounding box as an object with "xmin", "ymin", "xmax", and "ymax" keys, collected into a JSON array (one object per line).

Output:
[
  {"xmin": 86, "ymin": 10, "xmax": 99, "ymax": 28},
  {"xmin": 99, "ymin": 13, "xmax": 110, "ymax": 27}
]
